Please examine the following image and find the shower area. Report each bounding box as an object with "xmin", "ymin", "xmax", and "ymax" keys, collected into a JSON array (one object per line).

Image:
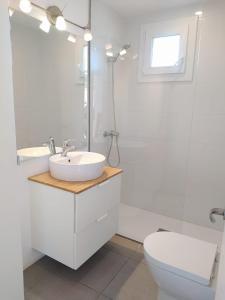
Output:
[{"xmin": 91, "ymin": 0, "xmax": 225, "ymax": 245}]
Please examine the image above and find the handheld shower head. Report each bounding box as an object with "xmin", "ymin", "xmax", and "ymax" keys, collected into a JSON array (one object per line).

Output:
[
  {"xmin": 123, "ymin": 44, "xmax": 131, "ymax": 50},
  {"xmin": 106, "ymin": 43, "xmax": 131, "ymax": 62},
  {"xmin": 119, "ymin": 44, "xmax": 131, "ymax": 56}
]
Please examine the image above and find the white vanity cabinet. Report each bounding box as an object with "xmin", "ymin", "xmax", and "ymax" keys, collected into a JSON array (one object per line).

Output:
[{"xmin": 30, "ymin": 171, "xmax": 122, "ymax": 270}]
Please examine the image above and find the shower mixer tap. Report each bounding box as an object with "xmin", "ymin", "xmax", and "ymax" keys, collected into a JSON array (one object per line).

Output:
[{"xmin": 103, "ymin": 130, "xmax": 119, "ymax": 137}]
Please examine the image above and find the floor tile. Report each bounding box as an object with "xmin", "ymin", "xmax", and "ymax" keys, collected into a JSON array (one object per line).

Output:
[
  {"xmin": 80, "ymin": 247, "xmax": 128, "ymax": 292},
  {"xmin": 117, "ymin": 262, "xmax": 157, "ymax": 300},
  {"xmin": 97, "ymin": 295, "xmax": 111, "ymax": 300},
  {"xmin": 30, "ymin": 276, "xmax": 98, "ymax": 300},
  {"xmin": 106, "ymin": 235, "xmax": 144, "ymax": 262},
  {"xmin": 24, "ymin": 256, "xmax": 65, "ymax": 290},
  {"xmin": 25, "ymin": 288, "xmax": 42, "ymax": 300},
  {"xmin": 24, "ymin": 236, "xmax": 156, "ymax": 300},
  {"xmin": 103, "ymin": 259, "xmax": 139, "ymax": 299}
]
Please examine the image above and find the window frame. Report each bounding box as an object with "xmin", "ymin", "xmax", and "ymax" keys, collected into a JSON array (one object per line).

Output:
[
  {"xmin": 138, "ymin": 16, "xmax": 198, "ymax": 83},
  {"xmin": 142, "ymin": 21, "xmax": 189, "ymax": 75}
]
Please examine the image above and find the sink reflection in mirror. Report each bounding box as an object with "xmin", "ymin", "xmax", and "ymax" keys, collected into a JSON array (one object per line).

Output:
[{"xmin": 17, "ymin": 146, "xmax": 62, "ymax": 164}]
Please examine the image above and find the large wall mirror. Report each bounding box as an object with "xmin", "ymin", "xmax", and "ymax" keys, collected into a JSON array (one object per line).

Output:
[{"xmin": 10, "ymin": 9, "xmax": 89, "ymax": 162}]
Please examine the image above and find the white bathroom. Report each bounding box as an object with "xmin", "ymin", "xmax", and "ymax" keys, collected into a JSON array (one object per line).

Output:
[{"xmin": 1, "ymin": 0, "xmax": 225, "ymax": 299}]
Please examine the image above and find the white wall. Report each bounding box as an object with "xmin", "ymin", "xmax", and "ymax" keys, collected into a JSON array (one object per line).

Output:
[
  {"xmin": 113, "ymin": 0, "xmax": 225, "ymax": 230},
  {"xmin": 0, "ymin": 1, "xmax": 24, "ymax": 299},
  {"xmin": 215, "ymin": 223, "xmax": 225, "ymax": 299}
]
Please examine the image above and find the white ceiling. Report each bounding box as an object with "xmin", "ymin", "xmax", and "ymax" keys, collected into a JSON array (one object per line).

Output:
[{"xmin": 100, "ymin": 0, "xmax": 206, "ymax": 17}]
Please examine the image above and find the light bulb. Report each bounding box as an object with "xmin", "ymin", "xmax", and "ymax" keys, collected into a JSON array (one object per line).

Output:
[
  {"xmin": 84, "ymin": 29, "xmax": 93, "ymax": 42},
  {"xmin": 40, "ymin": 17, "xmax": 51, "ymax": 33},
  {"xmin": 195, "ymin": 11, "xmax": 203, "ymax": 16},
  {"xmin": 68, "ymin": 34, "xmax": 76, "ymax": 43},
  {"xmin": 105, "ymin": 43, "xmax": 112, "ymax": 50},
  {"xmin": 55, "ymin": 16, "xmax": 66, "ymax": 31},
  {"xmin": 106, "ymin": 51, "xmax": 114, "ymax": 57},
  {"xmin": 132, "ymin": 54, "xmax": 138, "ymax": 60},
  {"xmin": 119, "ymin": 49, "xmax": 127, "ymax": 56},
  {"xmin": 9, "ymin": 8, "xmax": 14, "ymax": 17},
  {"xmin": 19, "ymin": 0, "xmax": 32, "ymax": 14}
]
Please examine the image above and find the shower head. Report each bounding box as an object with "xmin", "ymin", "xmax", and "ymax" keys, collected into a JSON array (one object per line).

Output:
[
  {"xmin": 123, "ymin": 44, "xmax": 131, "ymax": 50},
  {"xmin": 107, "ymin": 44, "xmax": 131, "ymax": 63},
  {"xmin": 119, "ymin": 44, "xmax": 131, "ymax": 56}
]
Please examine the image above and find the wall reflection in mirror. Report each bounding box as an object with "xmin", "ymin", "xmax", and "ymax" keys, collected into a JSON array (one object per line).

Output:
[{"xmin": 10, "ymin": 10, "xmax": 89, "ymax": 161}]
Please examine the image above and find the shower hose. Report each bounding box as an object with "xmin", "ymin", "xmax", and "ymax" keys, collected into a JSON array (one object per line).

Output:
[{"xmin": 105, "ymin": 61, "xmax": 121, "ymax": 168}]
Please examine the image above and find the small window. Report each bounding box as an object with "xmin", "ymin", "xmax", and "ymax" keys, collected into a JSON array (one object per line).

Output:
[
  {"xmin": 151, "ymin": 35, "xmax": 181, "ymax": 68},
  {"xmin": 138, "ymin": 17, "xmax": 198, "ymax": 82}
]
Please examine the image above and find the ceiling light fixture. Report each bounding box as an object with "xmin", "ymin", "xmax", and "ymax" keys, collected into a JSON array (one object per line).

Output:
[
  {"xmin": 195, "ymin": 11, "xmax": 203, "ymax": 16},
  {"xmin": 119, "ymin": 44, "xmax": 131, "ymax": 56},
  {"xmin": 40, "ymin": 17, "xmax": 51, "ymax": 33},
  {"xmin": 55, "ymin": 15, "xmax": 66, "ymax": 31},
  {"xmin": 68, "ymin": 34, "xmax": 77, "ymax": 43},
  {"xmin": 106, "ymin": 51, "xmax": 114, "ymax": 57},
  {"xmin": 46, "ymin": 6, "xmax": 66, "ymax": 31},
  {"xmin": 84, "ymin": 29, "xmax": 93, "ymax": 42},
  {"xmin": 19, "ymin": 0, "xmax": 32, "ymax": 14},
  {"xmin": 105, "ymin": 43, "xmax": 113, "ymax": 50},
  {"xmin": 119, "ymin": 49, "xmax": 127, "ymax": 56}
]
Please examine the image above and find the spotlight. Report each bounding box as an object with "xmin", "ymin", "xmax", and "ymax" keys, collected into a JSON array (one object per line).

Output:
[
  {"xmin": 19, "ymin": 0, "xmax": 32, "ymax": 14},
  {"xmin": 119, "ymin": 49, "xmax": 127, "ymax": 56},
  {"xmin": 106, "ymin": 51, "xmax": 114, "ymax": 57},
  {"xmin": 84, "ymin": 29, "xmax": 93, "ymax": 42},
  {"xmin": 46, "ymin": 6, "xmax": 66, "ymax": 31},
  {"xmin": 195, "ymin": 11, "xmax": 203, "ymax": 16},
  {"xmin": 55, "ymin": 15, "xmax": 66, "ymax": 31},
  {"xmin": 68, "ymin": 34, "xmax": 77, "ymax": 43},
  {"xmin": 9, "ymin": 8, "xmax": 15, "ymax": 17},
  {"xmin": 40, "ymin": 17, "xmax": 51, "ymax": 33},
  {"xmin": 105, "ymin": 43, "xmax": 113, "ymax": 50}
]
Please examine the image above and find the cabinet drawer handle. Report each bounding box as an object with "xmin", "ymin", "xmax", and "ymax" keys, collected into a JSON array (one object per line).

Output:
[
  {"xmin": 98, "ymin": 180, "xmax": 110, "ymax": 188},
  {"xmin": 97, "ymin": 213, "xmax": 108, "ymax": 222}
]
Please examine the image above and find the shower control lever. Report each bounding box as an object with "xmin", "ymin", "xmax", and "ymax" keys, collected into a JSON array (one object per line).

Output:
[
  {"xmin": 103, "ymin": 130, "xmax": 119, "ymax": 137},
  {"xmin": 209, "ymin": 208, "xmax": 225, "ymax": 223}
]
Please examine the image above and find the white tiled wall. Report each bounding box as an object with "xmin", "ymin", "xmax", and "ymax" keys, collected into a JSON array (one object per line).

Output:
[{"xmin": 92, "ymin": 0, "xmax": 225, "ymax": 230}]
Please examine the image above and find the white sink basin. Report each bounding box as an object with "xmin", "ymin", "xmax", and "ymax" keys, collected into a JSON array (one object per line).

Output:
[
  {"xmin": 17, "ymin": 146, "xmax": 62, "ymax": 162},
  {"xmin": 49, "ymin": 152, "xmax": 106, "ymax": 182}
]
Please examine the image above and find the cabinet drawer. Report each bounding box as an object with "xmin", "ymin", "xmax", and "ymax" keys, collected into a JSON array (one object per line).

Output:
[
  {"xmin": 75, "ymin": 175, "xmax": 121, "ymax": 232},
  {"xmin": 74, "ymin": 206, "xmax": 119, "ymax": 269}
]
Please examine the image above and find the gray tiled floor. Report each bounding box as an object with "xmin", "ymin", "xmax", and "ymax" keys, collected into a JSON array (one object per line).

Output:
[{"xmin": 24, "ymin": 235, "xmax": 158, "ymax": 300}]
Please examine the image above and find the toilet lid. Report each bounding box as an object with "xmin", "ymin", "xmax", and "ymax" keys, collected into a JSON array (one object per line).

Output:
[{"xmin": 144, "ymin": 232, "xmax": 217, "ymax": 286}]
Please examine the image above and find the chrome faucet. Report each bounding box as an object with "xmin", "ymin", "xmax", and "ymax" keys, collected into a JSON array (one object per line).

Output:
[
  {"xmin": 62, "ymin": 139, "xmax": 75, "ymax": 157},
  {"xmin": 43, "ymin": 137, "xmax": 56, "ymax": 155}
]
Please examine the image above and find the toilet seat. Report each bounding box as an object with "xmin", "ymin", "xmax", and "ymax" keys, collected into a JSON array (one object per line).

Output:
[{"xmin": 144, "ymin": 232, "xmax": 217, "ymax": 286}]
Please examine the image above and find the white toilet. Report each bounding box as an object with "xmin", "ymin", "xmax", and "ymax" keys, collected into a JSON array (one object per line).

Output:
[{"xmin": 144, "ymin": 232, "xmax": 218, "ymax": 300}]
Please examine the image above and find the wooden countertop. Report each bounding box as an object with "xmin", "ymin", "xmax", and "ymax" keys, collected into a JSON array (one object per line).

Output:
[{"xmin": 28, "ymin": 167, "xmax": 123, "ymax": 194}]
